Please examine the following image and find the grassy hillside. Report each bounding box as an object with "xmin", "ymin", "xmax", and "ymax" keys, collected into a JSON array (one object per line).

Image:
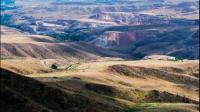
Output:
[
  {"xmin": 1, "ymin": 59, "xmax": 199, "ymax": 112},
  {"xmin": 1, "ymin": 1, "xmax": 199, "ymax": 111},
  {"xmin": 1, "ymin": 68, "xmax": 122, "ymax": 112}
]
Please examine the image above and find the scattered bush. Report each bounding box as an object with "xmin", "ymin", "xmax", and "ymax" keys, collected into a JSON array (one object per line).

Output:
[{"xmin": 51, "ymin": 63, "xmax": 59, "ymax": 70}]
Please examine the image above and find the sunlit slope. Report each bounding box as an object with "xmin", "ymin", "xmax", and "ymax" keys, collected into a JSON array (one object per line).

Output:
[
  {"xmin": 0, "ymin": 26, "xmax": 128, "ymax": 60},
  {"xmin": 28, "ymin": 60, "xmax": 199, "ymax": 107},
  {"xmin": 1, "ymin": 59, "xmax": 199, "ymax": 112}
]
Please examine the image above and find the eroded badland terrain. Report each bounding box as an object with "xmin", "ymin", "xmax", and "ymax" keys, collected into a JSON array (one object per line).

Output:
[{"xmin": 1, "ymin": 0, "xmax": 199, "ymax": 112}]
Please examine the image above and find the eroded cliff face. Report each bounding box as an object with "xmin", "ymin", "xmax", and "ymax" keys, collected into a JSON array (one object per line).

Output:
[
  {"xmin": 1, "ymin": 0, "xmax": 199, "ymax": 59},
  {"xmin": 91, "ymin": 29, "xmax": 159, "ymax": 48}
]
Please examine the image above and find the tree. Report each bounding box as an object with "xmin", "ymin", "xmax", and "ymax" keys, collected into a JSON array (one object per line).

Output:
[{"xmin": 51, "ymin": 63, "xmax": 58, "ymax": 70}]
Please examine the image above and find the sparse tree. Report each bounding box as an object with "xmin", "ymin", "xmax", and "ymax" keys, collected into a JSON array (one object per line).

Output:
[{"xmin": 51, "ymin": 63, "xmax": 58, "ymax": 70}]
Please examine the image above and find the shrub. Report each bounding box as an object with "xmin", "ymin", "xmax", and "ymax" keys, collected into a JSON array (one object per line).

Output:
[{"xmin": 51, "ymin": 63, "xmax": 58, "ymax": 70}]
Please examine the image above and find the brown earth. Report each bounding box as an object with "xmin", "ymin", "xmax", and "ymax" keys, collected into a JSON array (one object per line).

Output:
[{"xmin": 1, "ymin": 26, "xmax": 127, "ymax": 60}]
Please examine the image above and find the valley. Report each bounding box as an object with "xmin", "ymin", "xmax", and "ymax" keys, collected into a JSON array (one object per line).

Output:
[{"xmin": 0, "ymin": 0, "xmax": 199, "ymax": 112}]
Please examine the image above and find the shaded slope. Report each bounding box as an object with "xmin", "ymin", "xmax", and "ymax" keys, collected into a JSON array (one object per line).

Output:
[
  {"xmin": 89, "ymin": 25, "xmax": 199, "ymax": 59},
  {"xmin": 0, "ymin": 68, "xmax": 123, "ymax": 112},
  {"xmin": 1, "ymin": 86, "xmax": 52, "ymax": 112},
  {"xmin": 131, "ymin": 26, "xmax": 199, "ymax": 59}
]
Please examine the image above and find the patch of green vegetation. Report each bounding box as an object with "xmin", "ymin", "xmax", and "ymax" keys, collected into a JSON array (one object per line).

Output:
[
  {"xmin": 124, "ymin": 103, "xmax": 195, "ymax": 112},
  {"xmin": 51, "ymin": 63, "xmax": 59, "ymax": 70},
  {"xmin": 116, "ymin": 89, "xmax": 147, "ymax": 103},
  {"xmin": 48, "ymin": 33, "xmax": 81, "ymax": 41},
  {"xmin": 0, "ymin": 56, "xmax": 19, "ymax": 60},
  {"xmin": 64, "ymin": 63, "xmax": 79, "ymax": 71},
  {"xmin": 132, "ymin": 53, "xmax": 146, "ymax": 59},
  {"xmin": 47, "ymin": 31, "xmax": 92, "ymax": 41},
  {"xmin": 50, "ymin": 61, "xmax": 82, "ymax": 72},
  {"xmin": 103, "ymin": 24, "xmax": 178, "ymax": 32},
  {"xmin": 0, "ymin": 56, "xmax": 12, "ymax": 60}
]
